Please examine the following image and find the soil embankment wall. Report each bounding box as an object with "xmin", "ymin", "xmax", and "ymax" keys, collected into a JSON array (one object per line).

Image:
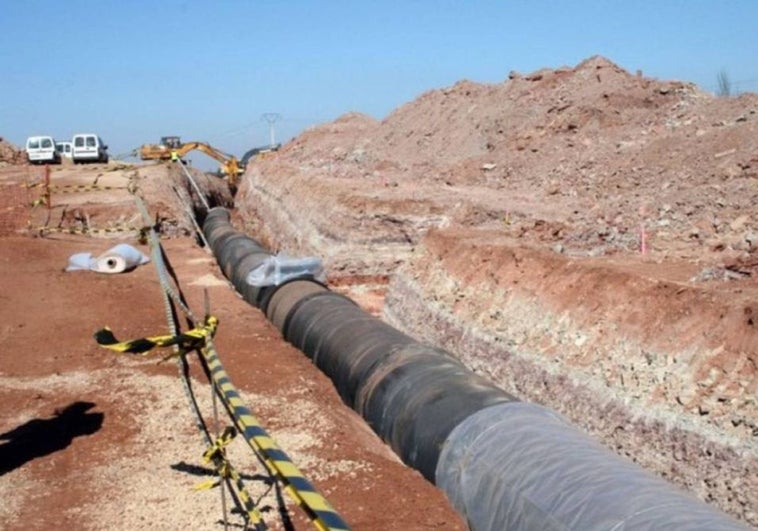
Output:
[
  {"xmin": 205, "ymin": 208, "xmax": 747, "ymax": 530},
  {"xmin": 236, "ymin": 56, "xmax": 758, "ymax": 525},
  {"xmin": 240, "ymin": 168, "xmax": 758, "ymax": 524},
  {"xmin": 382, "ymin": 229, "xmax": 757, "ymax": 524}
]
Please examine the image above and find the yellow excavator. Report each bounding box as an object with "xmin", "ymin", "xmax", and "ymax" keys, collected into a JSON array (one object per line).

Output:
[{"xmin": 139, "ymin": 136, "xmax": 243, "ymax": 185}]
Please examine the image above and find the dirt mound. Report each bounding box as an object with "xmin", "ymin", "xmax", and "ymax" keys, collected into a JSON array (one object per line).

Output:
[
  {"xmin": 0, "ymin": 137, "xmax": 26, "ymax": 165},
  {"xmin": 245, "ymin": 55, "xmax": 758, "ymax": 266},
  {"xmin": 239, "ymin": 55, "xmax": 758, "ymax": 524}
]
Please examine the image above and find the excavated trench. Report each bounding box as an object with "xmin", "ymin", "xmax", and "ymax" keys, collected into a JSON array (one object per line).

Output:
[
  {"xmin": 167, "ymin": 155, "xmax": 756, "ymax": 526},
  {"xmin": 190, "ymin": 196, "xmax": 749, "ymax": 529},
  {"xmin": 229, "ymin": 163, "xmax": 758, "ymax": 526},
  {"xmin": 383, "ymin": 231, "xmax": 758, "ymax": 521}
]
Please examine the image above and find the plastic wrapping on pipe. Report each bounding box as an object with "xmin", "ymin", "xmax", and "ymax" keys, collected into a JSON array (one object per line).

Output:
[
  {"xmin": 246, "ymin": 255, "xmax": 325, "ymax": 287},
  {"xmin": 232, "ymin": 252, "xmax": 271, "ymax": 303},
  {"xmin": 204, "ymin": 207, "xmax": 324, "ymax": 307},
  {"xmin": 282, "ymin": 291, "xmax": 518, "ymax": 479},
  {"xmin": 355, "ymin": 343, "xmax": 518, "ymax": 480},
  {"xmin": 436, "ymin": 402, "xmax": 747, "ymax": 531}
]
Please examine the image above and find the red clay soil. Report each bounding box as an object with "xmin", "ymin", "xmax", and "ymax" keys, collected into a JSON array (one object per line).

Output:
[
  {"xmin": 0, "ymin": 162, "xmax": 464, "ymax": 530},
  {"xmin": 2, "ymin": 54, "xmax": 757, "ymax": 528}
]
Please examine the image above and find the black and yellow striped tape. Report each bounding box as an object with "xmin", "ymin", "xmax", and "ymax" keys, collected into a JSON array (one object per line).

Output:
[
  {"xmin": 201, "ymin": 425, "xmax": 237, "ymax": 464},
  {"xmin": 93, "ymin": 316, "xmax": 349, "ymax": 530},
  {"xmin": 94, "ymin": 316, "xmax": 218, "ymax": 355},
  {"xmin": 202, "ymin": 343, "xmax": 350, "ymax": 531},
  {"xmin": 198, "ymin": 426, "xmax": 268, "ymax": 530},
  {"xmin": 26, "ymin": 183, "xmax": 129, "ymax": 192},
  {"xmin": 34, "ymin": 225, "xmax": 146, "ymax": 236}
]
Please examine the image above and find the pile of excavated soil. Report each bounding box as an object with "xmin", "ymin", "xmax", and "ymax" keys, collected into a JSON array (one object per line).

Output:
[
  {"xmin": 242, "ymin": 56, "xmax": 758, "ymax": 269},
  {"xmin": 238, "ymin": 56, "xmax": 758, "ymax": 525},
  {"xmin": 0, "ymin": 138, "xmax": 26, "ymax": 166}
]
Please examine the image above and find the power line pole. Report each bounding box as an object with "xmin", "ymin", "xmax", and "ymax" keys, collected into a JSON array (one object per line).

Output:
[{"xmin": 260, "ymin": 113, "xmax": 281, "ymax": 147}]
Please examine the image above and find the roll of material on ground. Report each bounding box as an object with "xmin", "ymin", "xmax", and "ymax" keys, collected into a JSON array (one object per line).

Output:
[
  {"xmin": 66, "ymin": 244, "xmax": 149, "ymax": 274},
  {"xmin": 91, "ymin": 244, "xmax": 148, "ymax": 273}
]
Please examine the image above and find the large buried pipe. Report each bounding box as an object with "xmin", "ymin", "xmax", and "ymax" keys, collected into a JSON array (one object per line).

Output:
[{"xmin": 203, "ymin": 207, "xmax": 745, "ymax": 530}]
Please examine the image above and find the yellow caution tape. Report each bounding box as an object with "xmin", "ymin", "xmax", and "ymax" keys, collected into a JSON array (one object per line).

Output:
[
  {"xmin": 195, "ymin": 426, "xmax": 268, "ymax": 530},
  {"xmin": 202, "ymin": 425, "xmax": 237, "ymax": 464},
  {"xmin": 25, "ymin": 183, "xmax": 129, "ymax": 192},
  {"xmin": 95, "ymin": 314, "xmax": 347, "ymax": 529},
  {"xmin": 192, "ymin": 477, "xmax": 221, "ymax": 491},
  {"xmin": 94, "ymin": 315, "xmax": 218, "ymax": 355},
  {"xmin": 52, "ymin": 185, "xmax": 129, "ymax": 193},
  {"xmin": 26, "ymin": 184, "xmax": 130, "ymax": 210},
  {"xmin": 201, "ymin": 338, "xmax": 350, "ymax": 531},
  {"xmin": 33, "ymin": 225, "xmax": 147, "ymax": 236}
]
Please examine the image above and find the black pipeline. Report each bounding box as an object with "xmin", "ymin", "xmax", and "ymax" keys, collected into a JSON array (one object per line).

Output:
[{"xmin": 203, "ymin": 207, "xmax": 746, "ymax": 531}]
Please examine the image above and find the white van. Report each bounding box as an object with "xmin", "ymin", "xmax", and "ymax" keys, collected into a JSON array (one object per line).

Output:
[
  {"xmin": 56, "ymin": 141, "xmax": 73, "ymax": 159},
  {"xmin": 26, "ymin": 136, "xmax": 60, "ymax": 164},
  {"xmin": 72, "ymin": 134, "xmax": 109, "ymax": 163}
]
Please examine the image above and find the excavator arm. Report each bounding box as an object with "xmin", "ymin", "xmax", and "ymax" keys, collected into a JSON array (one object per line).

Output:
[
  {"xmin": 139, "ymin": 138, "xmax": 243, "ymax": 186},
  {"xmin": 176, "ymin": 142, "xmax": 242, "ymax": 183}
]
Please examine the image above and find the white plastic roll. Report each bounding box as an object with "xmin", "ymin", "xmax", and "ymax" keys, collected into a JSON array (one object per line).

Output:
[{"xmin": 90, "ymin": 244, "xmax": 149, "ymax": 274}]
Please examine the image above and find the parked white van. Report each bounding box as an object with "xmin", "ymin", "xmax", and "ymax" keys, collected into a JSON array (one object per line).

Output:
[
  {"xmin": 26, "ymin": 136, "xmax": 60, "ymax": 164},
  {"xmin": 56, "ymin": 141, "xmax": 73, "ymax": 159},
  {"xmin": 72, "ymin": 134, "xmax": 108, "ymax": 163}
]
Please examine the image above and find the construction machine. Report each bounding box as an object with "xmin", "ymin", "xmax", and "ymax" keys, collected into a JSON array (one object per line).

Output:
[
  {"xmin": 138, "ymin": 136, "xmax": 182, "ymax": 161},
  {"xmin": 138, "ymin": 137, "xmax": 243, "ymax": 185}
]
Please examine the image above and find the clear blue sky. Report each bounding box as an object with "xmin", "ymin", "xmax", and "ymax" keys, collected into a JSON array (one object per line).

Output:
[{"xmin": 2, "ymin": 1, "xmax": 756, "ymax": 168}]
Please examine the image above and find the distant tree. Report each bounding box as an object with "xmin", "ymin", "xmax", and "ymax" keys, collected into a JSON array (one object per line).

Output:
[{"xmin": 717, "ymin": 70, "xmax": 732, "ymax": 97}]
